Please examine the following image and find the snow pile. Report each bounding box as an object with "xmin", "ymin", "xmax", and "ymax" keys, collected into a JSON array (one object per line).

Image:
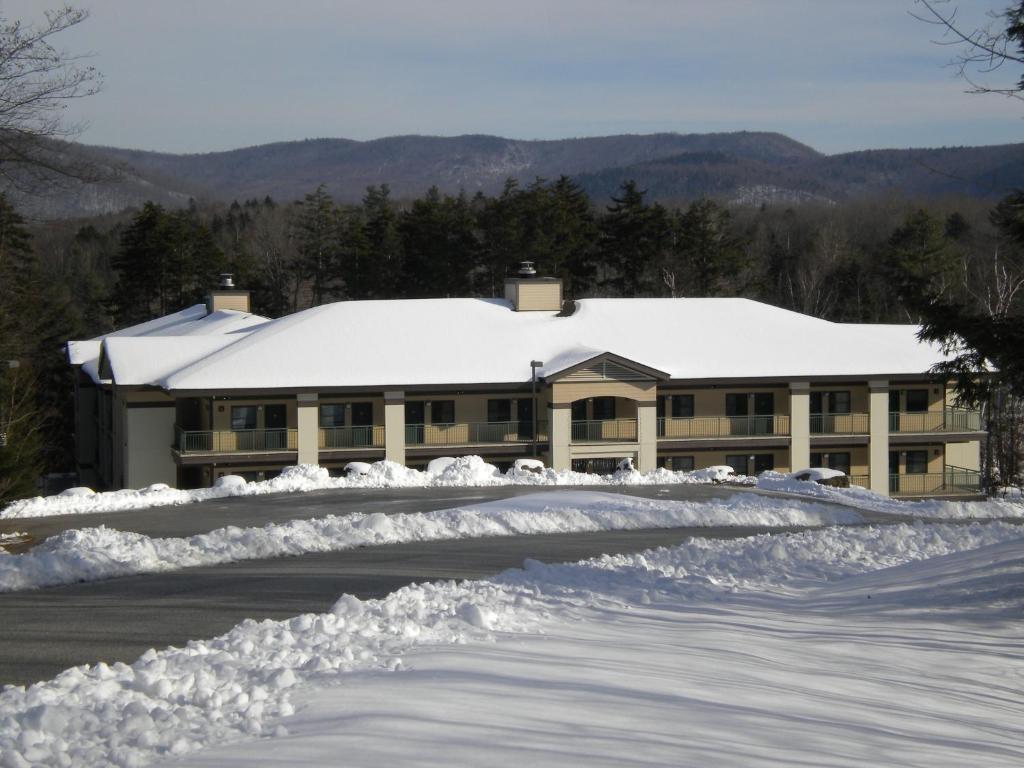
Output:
[
  {"xmin": 0, "ymin": 491, "xmax": 861, "ymax": 593},
  {"xmin": 2, "ymin": 520, "xmax": 1022, "ymax": 767},
  {"xmin": 1, "ymin": 460, "xmax": 751, "ymax": 519},
  {"xmin": 757, "ymin": 471, "xmax": 1024, "ymax": 519}
]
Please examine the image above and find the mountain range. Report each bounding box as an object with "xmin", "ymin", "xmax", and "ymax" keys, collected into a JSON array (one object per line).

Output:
[{"xmin": 17, "ymin": 131, "xmax": 1024, "ymax": 218}]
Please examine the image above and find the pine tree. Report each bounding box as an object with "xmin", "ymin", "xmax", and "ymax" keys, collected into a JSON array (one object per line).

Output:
[
  {"xmin": 292, "ymin": 185, "xmax": 341, "ymax": 306},
  {"xmin": 598, "ymin": 181, "xmax": 668, "ymax": 296}
]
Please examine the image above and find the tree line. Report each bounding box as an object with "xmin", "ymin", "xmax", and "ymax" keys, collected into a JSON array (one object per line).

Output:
[{"xmin": 1, "ymin": 176, "xmax": 1020, "ymax": 501}]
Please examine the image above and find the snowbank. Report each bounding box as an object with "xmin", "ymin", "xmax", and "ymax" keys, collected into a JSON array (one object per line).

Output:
[
  {"xmin": 1, "ymin": 458, "xmax": 750, "ymax": 520},
  {"xmin": 756, "ymin": 471, "xmax": 1024, "ymax": 519},
  {"xmin": 2, "ymin": 520, "xmax": 1021, "ymax": 767},
  {"xmin": 0, "ymin": 491, "xmax": 861, "ymax": 593}
]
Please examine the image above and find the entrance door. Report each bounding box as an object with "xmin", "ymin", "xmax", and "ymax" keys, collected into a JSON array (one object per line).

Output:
[
  {"xmin": 265, "ymin": 404, "xmax": 287, "ymax": 450},
  {"xmin": 517, "ymin": 399, "xmax": 534, "ymax": 440},
  {"xmin": 352, "ymin": 402, "xmax": 373, "ymax": 445},
  {"xmin": 405, "ymin": 401, "xmax": 425, "ymax": 444},
  {"xmin": 753, "ymin": 393, "xmax": 774, "ymax": 435}
]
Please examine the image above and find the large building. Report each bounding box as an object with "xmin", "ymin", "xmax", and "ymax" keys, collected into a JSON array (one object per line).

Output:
[{"xmin": 67, "ymin": 268, "xmax": 985, "ymax": 498}]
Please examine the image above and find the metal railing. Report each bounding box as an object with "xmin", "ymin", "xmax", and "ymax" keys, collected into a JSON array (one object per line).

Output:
[
  {"xmin": 657, "ymin": 415, "xmax": 789, "ymax": 439},
  {"xmin": 175, "ymin": 427, "xmax": 298, "ymax": 454},
  {"xmin": 572, "ymin": 418, "xmax": 638, "ymax": 442},
  {"xmin": 405, "ymin": 421, "xmax": 548, "ymax": 447},
  {"xmin": 889, "ymin": 408, "xmax": 982, "ymax": 433},
  {"xmin": 319, "ymin": 425, "xmax": 385, "ymax": 449},
  {"xmin": 810, "ymin": 412, "xmax": 870, "ymax": 435},
  {"xmin": 889, "ymin": 467, "xmax": 982, "ymax": 496}
]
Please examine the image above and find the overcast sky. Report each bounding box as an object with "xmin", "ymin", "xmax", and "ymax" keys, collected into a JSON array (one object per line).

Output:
[{"xmin": 6, "ymin": 0, "xmax": 1022, "ymax": 154}]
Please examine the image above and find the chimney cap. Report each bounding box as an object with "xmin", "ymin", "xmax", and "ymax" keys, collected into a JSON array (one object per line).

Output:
[
  {"xmin": 517, "ymin": 261, "xmax": 537, "ymax": 278},
  {"xmin": 218, "ymin": 273, "xmax": 236, "ymax": 289}
]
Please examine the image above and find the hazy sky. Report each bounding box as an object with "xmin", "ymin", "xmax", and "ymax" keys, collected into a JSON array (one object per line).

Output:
[{"xmin": 6, "ymin": 0, "xmax": 1022, "ymax": 154}]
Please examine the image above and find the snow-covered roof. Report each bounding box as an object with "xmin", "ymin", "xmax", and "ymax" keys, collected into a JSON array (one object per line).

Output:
[
  {"xmin": 87, "ymin": 296, "xmax": 953, "ymax": 392},
  {"xmin": 69, "ymin": 304, "xmax": 270, "ymax": 385}
]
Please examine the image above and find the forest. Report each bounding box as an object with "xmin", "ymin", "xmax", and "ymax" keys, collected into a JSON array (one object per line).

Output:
[{"xmin": 2, "ymin": 173, "xmax": 1023, "ymax": 501}]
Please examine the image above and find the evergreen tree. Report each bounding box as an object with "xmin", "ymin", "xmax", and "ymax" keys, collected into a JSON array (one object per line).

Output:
[
  {"xmin": 356, "ymin": 185, "xmax": 403, "ymax": 298},
  {"xmin": 598, "ymin": 181, "xmax": 668, "ymax": 296},
  {"xmin": 668, "ymin": 198, "xmax": 746, "ymax": 297},
  {"xmin": 292, "ymin": 185, "xmax": 341, "ymax": 306}
]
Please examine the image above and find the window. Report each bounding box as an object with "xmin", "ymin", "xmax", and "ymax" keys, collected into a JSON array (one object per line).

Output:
[
  {"xmin": 725, "ymin": 394, "xmax": 748, "ymax": 416},
  {"xmin": 319, "ymin": 404, "xmax": 345, "ymax": 428},
  {"xmin": 487, "ymin": 399, "xmax": 512, "ymax": 423},
  {"xmin": 904, "ymin": 390, "xmax": 929, "ymax": 412},
  {"xmin": 725, "ymin": 454, "xmax": 748, "ymax": 474},
  {"xmin": 671, "ymin": 456, "xmax": 695, "ymax": 471},
  {"xmin": 351, "ymin": 402, "xmax": 373, "ymax": 427},
  {"xmin": 753, "ymin": 454, "xmax": 775, "ymax": 473},
  {"xmin": 592, "ymin": 396, "xmax": 616, "ymax": 421},
  {"xmin": 811, "ymin": 391, "xmax": 850, "ymax": 414},
  {"xmin": 405, "ymin": 401, "xmax": 425, "ymax": 425},
  {"xmin": 571, "ymin": 401, "xmax": 587, "ymax": 422},
  {"xmin": 811, "ymin": 452, "xmax": 850, "ymax": 474},
  {"xmin": 830, "ymin": 391, "xmax": 851, "ymax": 414},
  {"xmin": 231, "ymin": 406, "xmax": 257, "ymax": 430},
  {"xmin": 905, "ymin": 450, "xmax": 928, "ymax": 474},
  {"xmin": 810, "ymin": 392, "xmax": 824, "ymax": 415},
  {"xmin": 431, "ymin": 400, "xmax": 455, "ymax": 424},
  {"xmin": 671, "ymin": 395, "xmax": 694, "ymax": 418}
]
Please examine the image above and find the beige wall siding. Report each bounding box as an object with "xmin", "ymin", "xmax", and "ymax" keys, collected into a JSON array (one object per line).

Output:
[
  {"xmin": 809, "ymin": 385, "xmax": 869, "ymax": 414},
  {"xmin": 659, "ymin": 387, "xmax": 791, "ymax": 416},
  {"xmin": 552, "ymin": 380, "xmax": 656, "ymax": 404},
  {"xmin": 945, "ymin": 441, "xmax": 981, "ymax": 470},
  {"xmin": 208, "ymin": 291, "xmax": 251, "ymax": 313},
  {"xmin": 515, "ymin": 282, "xmax": 561, "ymax": 311}
]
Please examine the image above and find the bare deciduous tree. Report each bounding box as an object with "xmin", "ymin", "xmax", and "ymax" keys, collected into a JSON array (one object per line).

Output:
[
  {"xmin": 0, "ymin": 5, "xmax": 102, "ymax": 192},
  {"xmin": 912, "ymin": 0, "xmax": 1024, "ymax": 99}
]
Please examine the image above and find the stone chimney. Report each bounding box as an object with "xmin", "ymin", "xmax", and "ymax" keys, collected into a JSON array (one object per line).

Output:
[
  {"xmin": 206, "ymin": 273, "xmax": 251, "ymax": 314},
  {"xmin": 503, "ymin": 261, "xmax": 562, "ymax": 311}
]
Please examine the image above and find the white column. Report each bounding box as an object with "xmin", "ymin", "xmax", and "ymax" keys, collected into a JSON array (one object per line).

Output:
[
  {"xmin": 869, "ymin": 379, "xmax": 890, "ymax": 496},
  {"xmin": 789, "ymin": 381, "xmax": 810, "ymax": 472},
  {"xmin": 637, "ymin": 401, "xmax": 657, "ymax": 472},
  {"xmin": 384, "ymin": 390, "xmax": 406, "ymax": 465},
  {"xmin": 296, "ymin": 393, "xmax": 319, "ymax": 466},
  {"xmin": 550, "ymin": 404, "xmax": 571, "ymax": 470}
]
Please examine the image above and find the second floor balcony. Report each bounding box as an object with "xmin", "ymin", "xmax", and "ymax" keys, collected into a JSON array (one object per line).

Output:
[
  {"xmin": 658, "ymin": 415, "xmax": 790, "ymax": 440},
  {"xmin": 405, "ymin": 421, "xmax": 548, "ymax": 447},
  {"xmin": 176, "ymin": 427, "xmax": 298, "ymax": 455},
  {"xmin": 572, "ymin": 418, "xmax": 638, "ymax": 442},
  {"xmin": 890, "ymin": 408, "xmax": 982, "ymax": 433}
]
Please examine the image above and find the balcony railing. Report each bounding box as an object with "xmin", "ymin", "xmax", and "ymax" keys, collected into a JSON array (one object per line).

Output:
[
  {"xmin": 889, "ymin": 408, "xmax": 982, "ymax": 433},
  {"xmin": 572, "ymin": 418, "xmax": 638, "ymax": 442},
  {"xmin": 810, "ymin": 412, "xmax": 869, "ymax": 435},
  {"xmin": 405, "ymin": 421, "xmax": 548, "ymax": 447},
  {"xmin": 175, "ymin": 427, "xmax": 297, "ymax": 454},
  {"xmin": 319, "ymin": 425, "xmax": 385, "ymax": 449},
  {"xmin": 657, "ymin": 415, "xmax": 790, "ymax": 439},
  {"xmin": 889, "ymin": 467, "xmax": 982, "ymax": 496}
]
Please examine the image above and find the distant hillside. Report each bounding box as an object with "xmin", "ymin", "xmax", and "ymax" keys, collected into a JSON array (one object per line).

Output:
[{"xmin": 15, "ymin": 131, "xmax": 1024, "ymax": 218}]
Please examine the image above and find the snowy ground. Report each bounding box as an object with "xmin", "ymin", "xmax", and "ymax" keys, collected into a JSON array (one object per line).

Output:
[
  {"xmin": 5, "ymin": 456, "xmax": 1022, "ymax": 521},
  {"xmin": 0, "ymin": 491, "xmax": 860, "ymax": 593},
  {"xmin": 2, "ymin": 519, "xmax": 1022, "ymax": 767}
]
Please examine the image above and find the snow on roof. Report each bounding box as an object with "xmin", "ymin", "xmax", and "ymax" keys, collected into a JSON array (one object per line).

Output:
[
  {"xmin": 69, "ymin": 304, "xmax": 270, "ymax": 385},
  {"xmin": 130, "ymin": 296, "xmax": 952, "ymax": 392}
]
